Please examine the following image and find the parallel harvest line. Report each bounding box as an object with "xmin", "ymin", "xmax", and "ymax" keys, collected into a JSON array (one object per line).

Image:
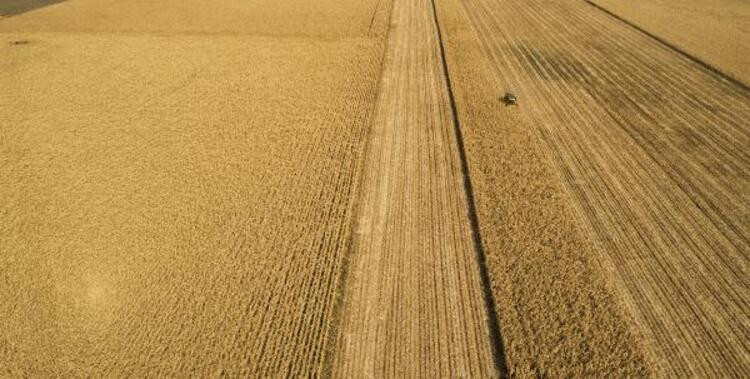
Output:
[
  {"xmin": 460, "ymin": 0, "xmax": 750, "ymax": 375},
  {"xmin": 585, "ymin": 0, "xmax": 749, "ymax": 91}
]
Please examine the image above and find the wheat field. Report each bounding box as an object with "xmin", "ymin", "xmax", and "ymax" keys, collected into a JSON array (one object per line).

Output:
[
  {"xmin": 0, "ymin": 0, "xmax": 390, "ymax": 375},
  {"xmin": 1, "ymin": 0, "xmax": 747, "ymax": 376}
]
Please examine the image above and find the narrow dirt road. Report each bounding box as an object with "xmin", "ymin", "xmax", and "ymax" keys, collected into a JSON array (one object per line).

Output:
[
  {"xmin": 459, "ymin": 0, "xmax": 750, "ymax": 376},
  {"xmin": 331, "ymin": 0, "xmax": 499, "ymax": 376}
]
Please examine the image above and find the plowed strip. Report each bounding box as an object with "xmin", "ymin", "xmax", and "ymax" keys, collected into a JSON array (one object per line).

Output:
[
  {"xmin": 459, "ymin": 0, "xmax": 750, "ymax": 376},
  {"xmin": 331, "ymin": 0, "xmax": 498, "ymax": 376}
]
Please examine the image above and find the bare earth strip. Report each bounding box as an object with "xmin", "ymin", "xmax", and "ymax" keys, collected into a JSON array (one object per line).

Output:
[
  {"xmin": 0, "ymin": 0, "xmax": 392, "ymax": 376},
  {"xmin": 433, "ymin": 0, "xmax": 651, "ymax": 375},
  {"xmin": 331, "ymin": 0, "xmax": 498, "ymax": 376},
  {"xmin": 458, "ymin": 0, "xmax": 750, "ymax": 376},
  {"xmin": 589, "ymin": 0, "xmax": 750, "ymax": 86}
]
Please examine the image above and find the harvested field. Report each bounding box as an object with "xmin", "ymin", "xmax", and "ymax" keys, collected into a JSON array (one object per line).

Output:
[
  {"xmin": 2, "ymin": 0, "xmax": 749, "ymax": 376},
  {"xmin": 458, "ymin": 0, "xmax": 750, "ymax": 376},
  {"xmin": 590, "ymin": 0, "xmax": 750, "ymax": 85},
  {"xmin": 0, "ymin": 0, "xmax": 390, "ymax": 376},
  {"xmin": 331, "ymin": 0, "xmax": 498, "ymax": 376},
  {"xmin": 434, "ymin": 0, "xmax": 651, "ymax": 376}
]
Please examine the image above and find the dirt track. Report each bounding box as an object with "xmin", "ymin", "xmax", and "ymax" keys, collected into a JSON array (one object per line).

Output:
[
  {"xmin": 458, "ymin": 0, "xmax": 750, "ymax": 375},
  {"xmin": 331, "ymin": 0, "xmax": 498, "ymax": 376}
]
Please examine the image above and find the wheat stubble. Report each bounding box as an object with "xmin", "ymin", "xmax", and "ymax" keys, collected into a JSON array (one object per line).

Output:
[
  {"xmin": 459, "ymin": 0, "xmax": 750, "ymax": 376},
  {"xmin": 590, "ymin": 0, "xmax": 750, "ymax": 86},
  {"xmin": 431, "ymin": 0, "xmax": 652, "ymax": 375}
]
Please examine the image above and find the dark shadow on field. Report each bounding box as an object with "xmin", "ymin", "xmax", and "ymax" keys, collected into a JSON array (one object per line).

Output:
[{"xmin": 0, "ymin": 0, "xmax": 66, "ymax": 17}]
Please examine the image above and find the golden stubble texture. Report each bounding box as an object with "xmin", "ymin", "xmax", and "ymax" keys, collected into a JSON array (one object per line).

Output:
[
  {"xmin": 456, "ymin": 0, "xmax": 750, "ymax": 376},
  {"xmin": 434, "ymin": 0, "xmax": 652, "ymax": 376},
  {"xmin": 590, "ymin": 0, "xmax": 750, "ymax": 85},
  {"xmin": 0, "ymin": 0, "xmax": 392, "ymax": 375},
  {"xmin": 3, "ymin": 0, "xmax": 748, "ymax": 376}
]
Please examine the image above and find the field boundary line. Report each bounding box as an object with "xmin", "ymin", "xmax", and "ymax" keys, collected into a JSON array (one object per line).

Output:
[
  {"xmin": 319, "ymin": 0, "xmax": 396, "ymax": 375},
  {"xmin": 429, "ymin": 0, "xmax": 509, "ymax": 376},
  {"xmin": 585, "ymin": 0, "xmax": 749, "ymax": 91}
]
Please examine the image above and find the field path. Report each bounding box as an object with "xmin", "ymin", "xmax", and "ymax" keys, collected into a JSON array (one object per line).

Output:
[
  {"xmin": 331, "ymin": 0, "xmax": 499, "ymax": 376},
  {"xmin": 459, "ymin": 0, "xmax": 750, "ymax": 376}
]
